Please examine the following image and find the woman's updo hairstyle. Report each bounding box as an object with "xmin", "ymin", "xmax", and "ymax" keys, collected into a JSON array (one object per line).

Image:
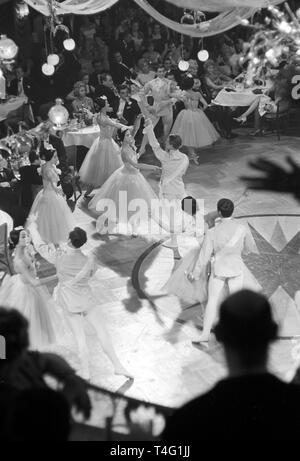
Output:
[
  {"xmin": 118, "ymin": 128, "xmax": 130, "ymax": 143},
  {"xmin": 95, "ymin": 96, "xmax": 107, "ymax": 111},
  {"xmin": 69, "ymin": 227, "xmax": 87, "ymax": 249},
  {"xmin": 181, "ymin": 75, "xmax": 194, "ymax": 91},
  {"xmin": 73, "ymin": 81, "xmax": 86, "ymax": 98},
  {"xmin": 40, "ymin": 143, "xmax": 56, "ymax": 162}
]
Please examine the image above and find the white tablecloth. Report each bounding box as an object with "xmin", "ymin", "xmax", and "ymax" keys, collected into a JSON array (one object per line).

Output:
[
  {"xmin": 63, "ymin": 126, "xmax": 100, "ymax": 149},
  {"xmin": 0, "ymin": 96, "xmax": 27, "ymax": 122},
  {"xmin": 212, "ymin": 88, "xmax": 263, "ymax": 107}
]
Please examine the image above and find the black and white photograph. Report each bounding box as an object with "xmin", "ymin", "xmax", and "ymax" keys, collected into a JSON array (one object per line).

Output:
[{"xmin": 1, "ymin": 0, "xmax": 300, "ymax": 446}]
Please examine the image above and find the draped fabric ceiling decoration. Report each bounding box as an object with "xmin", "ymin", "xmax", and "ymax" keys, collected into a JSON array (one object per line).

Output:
[{"xmin": 24, "ymin": 0, "xmax": 285, "ymax": 37}]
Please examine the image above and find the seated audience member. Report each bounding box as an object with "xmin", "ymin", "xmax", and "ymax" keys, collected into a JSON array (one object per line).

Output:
[
  {"xmin": 188, "ymin": 59, "xmax": 200, "ymax": 79},
  {"xmin": 19, "ymin": 150, "xmax": 43, "ymax": 210},
  {"xmin": 7, "ymin": 64, "xmax": 33, "ymax": 100},
  {"xmin": 234, "ymin": 78, "xmax": 291, "ymax": 135},
  {"xmin": 80, "ymin": 16, "xmax": 96, "ymax": 48},
  {"xmin": 116, "ymin": 84, "xmax": 141, "ymax": 126},
  {"xmin": 110, "ymin": 51, "xmax": 133, "ymax": 86},
  {"xmin": 89, "ymin": 59, "xmax": 105, "ymax": 88},
  {"xmin": 163, "ymin": 290, "xmax": 300, "ymax": 440},
  {"xmin": 72, "ymin": 81, "xmax": 95, "ymax": 116},
  {"xmin": 117, "ymin": 32, "xmax": 136, "ymax": 69},
  {"xmin": 66, "ymin": 72, "xmax": 95, "ymax": 102},
  {"xmin": 165, "ymin": 42, "xmax": 181, "ymax": 67},
  {"xmin": 142, "ymin": 41, "xmax": 161, "ymax": 68},
  {"xmin": 0, "ymin": 153, "xmax": 26, "ymax": 226},
  {"xmin": 150, "ymin": 23, "xmax": 167, "ymax": 54},
  {"xmin": 94, "ymin": 35, "xmax": 110, "ymax": 71},
  {"xmin": 0, "ymin": 308, "xmax": 91, "ymax": 420},
  {"xmin": 9, "ymin": 389, "xmax": 71, "ymax": 441},
  {"xmin": 131, "ymin": 21, "xmax": 145, "ymax": 56},
  {"xmin": 203, "ymin": 60, "xmax": 231, "ymax": 99},
  {"xmin": 136, "ymin": 59, "xmax": 156, "ymax": 86},
  {"xmin": 164, "ymin": 57, "xmax": 180, "ymax": 83},
  {"xmin": 203, "ymin": 61, "xmax": 236, "ymax": 138},
  {"xmin": 95, "ymin": 73, "xmax": 119, "ymax": 115}
]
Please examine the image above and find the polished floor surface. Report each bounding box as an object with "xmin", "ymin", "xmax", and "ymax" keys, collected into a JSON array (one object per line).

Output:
[{"xmin": 47, "ymin": 132, "xmax": 300, "ymax": 409}]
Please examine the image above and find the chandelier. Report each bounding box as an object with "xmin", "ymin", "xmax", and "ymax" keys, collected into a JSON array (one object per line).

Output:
[
  {"xmin": 178, "ymin": 9, "xmax": 209, "ymax": 71},
  {"xmin": 41, "ymin": 0, "xmax": 76, "ymax": 76}
]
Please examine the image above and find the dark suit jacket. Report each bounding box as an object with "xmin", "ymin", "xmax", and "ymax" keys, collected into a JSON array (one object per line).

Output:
[
  {"xmin": 8, "ymin": 77, "xmax": 33, "ymax": 100},
  {"xmin": 19, "ymin": 164, "xmax": 43, "ymax": 209},
  {"xmin": 110, "ymin": 62, "xmax": 132, "ymax": 86},
  {"xmin": 116, "ymin": 97, "xmax": 141, "ymax": 126},
  {"xmin": 49, "ymin": 134, "xmax": 69, "ymax": 176},
  {"xmin": 89, "ymin": 72, "xmax": 102, "ymax": 89}
]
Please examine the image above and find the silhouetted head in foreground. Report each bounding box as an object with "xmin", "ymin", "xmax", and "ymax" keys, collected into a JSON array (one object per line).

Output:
[{"xmin": 215, "ymin": 290, "xmax": 278, "ymax": 374}]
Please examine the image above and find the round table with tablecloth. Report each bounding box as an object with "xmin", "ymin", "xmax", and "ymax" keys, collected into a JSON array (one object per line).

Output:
[{"xmin": 62, "ymin": 125, "xmax": 100, "ymax": 170}]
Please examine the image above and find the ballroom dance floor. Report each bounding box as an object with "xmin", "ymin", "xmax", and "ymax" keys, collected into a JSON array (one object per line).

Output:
[{"xmin": 42, "ymin": 132, "xmax": 300, "ymax": 410}]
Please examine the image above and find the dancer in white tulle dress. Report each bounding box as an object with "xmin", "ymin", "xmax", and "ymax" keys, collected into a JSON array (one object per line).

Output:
[
  {"xmin": 171, "ymin": 76, "xmax": 220, "ymax": 160},
  {"xmin": 89, "ymin": 128, "xmax": 161, "ymax": 235},
  {"xmin": 79, "ymin": 97, "xmax": 129, "ymax": 198},
  {"xmin": 28, "ymin": 145, "xmax": 74, "ymax": 245},
  {"xmin": 0, "ymin": 228, "xmax": 62, "ymax": 350},
  {"xmin": 163, "ymin": 197, "xmax": 209, "ymax": 305}
]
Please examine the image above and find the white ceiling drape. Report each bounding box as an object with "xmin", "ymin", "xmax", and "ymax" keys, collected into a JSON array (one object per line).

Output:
[
  {"xmin": 23, "ymin": 0, "xmax": 285, "ymax": 37},
  {"xmin": 164, "ymin": 0, "xmax": 284, "ymax": 12}
]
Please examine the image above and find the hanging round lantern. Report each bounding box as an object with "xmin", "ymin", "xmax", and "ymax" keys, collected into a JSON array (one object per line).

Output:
[
  {"xmin": 197, "ymin": 50, "xmax": 209, "ymax": 62},
  {"xmin": 48, "ymin": 99, "xmax": 69, "ymax": 129},
  {"xmin": 0, "ymin": 35, "xmax": 18, "ymax": 62},
  {"xmin": 63, "ymin": 38, "xmax": 76, "ymax": 51},
  {"xmin": 42, "ymin": 63, "xmax": 55, "ymax": 76},
  {"xmin": 178, "ymin": 60, "xmax": 190, "ymax": 72},
  {"xmin": 47, "ymin": 54, "xmax": 60, "ymax": 66}
]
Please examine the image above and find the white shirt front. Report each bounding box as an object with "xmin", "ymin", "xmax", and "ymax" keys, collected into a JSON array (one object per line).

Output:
[{"xmin": 117, "ymin": 99, "xmax": 126, "ymax": 119}]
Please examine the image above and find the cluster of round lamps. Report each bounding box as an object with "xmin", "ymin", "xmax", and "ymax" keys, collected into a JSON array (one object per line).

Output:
[
  {"xmin": 178, "ymin": 49, "xmax": 209, "ymax": 72},
  {"xmin": 42, "ymin": 38, "xmax": 76, "ymax": 76}
]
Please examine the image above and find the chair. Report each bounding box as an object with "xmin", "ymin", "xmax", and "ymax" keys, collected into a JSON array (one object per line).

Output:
[
  {"xmin": 0, "ymin": 223, "xmax": 14, "ymax": 279},
  {"xmin": 262, "ymin": 101, "xmax": 290, "ymax": 141}
]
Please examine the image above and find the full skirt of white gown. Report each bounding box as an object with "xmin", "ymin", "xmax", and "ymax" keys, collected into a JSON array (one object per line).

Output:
[
  {"xmin": 171, "ymin": 109, "xmax": 220, "ymax": 149},
  {"xmin": 165, "ymin": 245, "xmax": 261, "ymax": 306},
  {"xmin": 0, "ymin": 274, "xmax": 60, "ymax": 350},
  {"xmin": 79, "ymin": 137, "xmax": 123, "ymax": 187},
  {"xmin": 164, "ymin": 245, "xmax": 209, "ymax": 305},
  {"xmin": 89, "ymin": 165, "xmax": 158, "ymax": 226},
  {"xmin": 29, "ymin": 189, "xmax": 75, "ymax": 245}
]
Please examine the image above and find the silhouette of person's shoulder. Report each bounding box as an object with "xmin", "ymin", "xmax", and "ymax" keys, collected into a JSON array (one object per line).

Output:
[{"xmin": 163, "ymin": 374, "xmax": 300, "ymax": 440}]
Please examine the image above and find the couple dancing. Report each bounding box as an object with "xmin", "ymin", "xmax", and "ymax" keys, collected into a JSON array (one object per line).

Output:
[
  {"xmin": 166, "ymin": 198, "xmax": 260, "ymax": 345},
  {"xmin": 0, "ymin": 220, "xmax": 133, "ymax": 380},
  {"xmin": 88, "ymin": 117, "xmax": 189, "ymax": 235}
]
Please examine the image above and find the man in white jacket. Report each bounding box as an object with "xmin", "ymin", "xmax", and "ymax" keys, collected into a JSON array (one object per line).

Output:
[
  {"xmin": 28, "ymin": 217, "xmax": 133, "ymax": 380},
  {"xmin": 189, "ymin": 198, "xmax": 256, "ymax": 344}
]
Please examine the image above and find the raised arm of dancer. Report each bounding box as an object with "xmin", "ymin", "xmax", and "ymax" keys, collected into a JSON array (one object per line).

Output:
[
  {"xmin": 143, "ymin": 121, "xmax": 167, "ymax": 162},
  {"xmin": 28, "ymin": 220, "xmax": 58, "ymax": 265},
  {"xmin": 192, "ymin": 230, "xmax": 214, "ymax": 280},
  {"xmin": 99, "ymin": 115, "xmax": 131, "ymax": 131}
]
